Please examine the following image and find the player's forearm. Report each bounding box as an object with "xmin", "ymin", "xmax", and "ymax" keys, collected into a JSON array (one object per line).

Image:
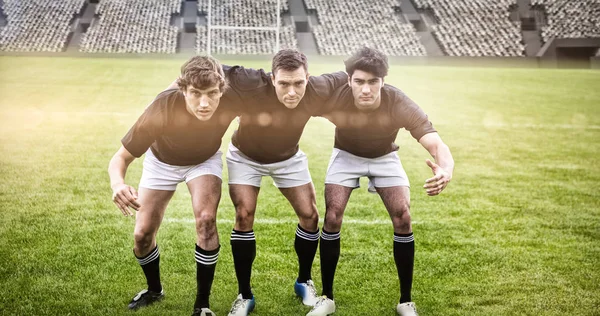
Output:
[
  {"xmin": 430, "ymin": 143, "xmax": 454, "ymax": 178},
  {"xmin": 107, "ymin": 154, "xmax": 133, "ymax": 190}
]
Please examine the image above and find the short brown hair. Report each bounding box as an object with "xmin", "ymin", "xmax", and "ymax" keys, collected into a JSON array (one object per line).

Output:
[
  {"xmin": 177, "ymin": 55, "xmax": 227, "ymax": 91},
  {"xmin": 271, "ymin": 49, "xmax": 308, "ymax": 75},
  {"xmin": 344, "ymin": 47, "xmax": 388, "ymax": 78}
]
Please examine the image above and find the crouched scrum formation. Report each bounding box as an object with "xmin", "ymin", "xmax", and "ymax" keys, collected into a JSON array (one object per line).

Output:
[{"xmin": 107, "ymin": 47, "xmax": 455, "ymax": 316}]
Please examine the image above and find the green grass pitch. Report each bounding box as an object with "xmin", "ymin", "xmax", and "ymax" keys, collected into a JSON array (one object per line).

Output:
[{"xmin": 0, "ymin": 56, "xmax": 599, "ymax": 315}]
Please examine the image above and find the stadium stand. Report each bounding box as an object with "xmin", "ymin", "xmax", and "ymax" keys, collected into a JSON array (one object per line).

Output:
[
  {"xmin": 531, "ymin": 0, "xmax": 600, "ymax": 43},
  {"xmin": 0, "ymin": 0, "xmax": 84, "ymax": 52},
  {"xmin": 1, "ymin": 0, "xmax": 598, "ymax": 60},
  {"xmin": 79, "ymin": 0, "xmax": 179, "ymax": 53},
  {"xmin": 305, "ymin": 0, "xmax": 427, "ymax": 56},
  {"xmin": 412, "ymin": 0, "xmax": 525, "ymax": 56},
  {"xmin": 197, "ymin": 0, "xmax": 296, "ymax": 54}
]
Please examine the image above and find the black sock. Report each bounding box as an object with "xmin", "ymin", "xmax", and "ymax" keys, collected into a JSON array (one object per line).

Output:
[
  {"xmin": 230, "ymin": 230, "xmax": 256, "ymax": 299},
  {"xmin": 194, "ymin": 244, "xmax": 220, "ymax": 309},
  {"xmin": 394, "ymin": 233, "xmax": 415, "ymax": 303},
  {"xmin": 320, "ymin": 229, "xmax": 340, "ymax": 300},
  {"xmin": 294, "ymin": 224, "xmax": 319, "ymax": 283},
  {"xmin": 135, "ymin": 245, "xmax": 162, "ymax": 293}
]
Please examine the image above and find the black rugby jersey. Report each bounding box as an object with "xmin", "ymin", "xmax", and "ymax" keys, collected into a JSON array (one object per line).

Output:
[
  {"xmin": 122, "ymin": 89, "xmax": 239, "ymax": 166},
  {"xmin": 222, "ymin": 66, "xmax": 347, "ymax": 164},
  {"xmin": 324, "ymin": 84, "xmax": 436, "ymax": 158}
]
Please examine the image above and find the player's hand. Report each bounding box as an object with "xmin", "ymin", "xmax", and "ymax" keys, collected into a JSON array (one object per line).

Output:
[
  {"xmin": 423, "ymin": 159, "xmax": 451, "ymax": 196},
  {"xmin": 111, "ymin": 183, "xmax": 140, "ymax": 216}
]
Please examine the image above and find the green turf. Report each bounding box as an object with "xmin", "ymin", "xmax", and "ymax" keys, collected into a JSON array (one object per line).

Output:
[{"xmin": 0, "ymin": 56, "xmax": 599, "ymax": 315}]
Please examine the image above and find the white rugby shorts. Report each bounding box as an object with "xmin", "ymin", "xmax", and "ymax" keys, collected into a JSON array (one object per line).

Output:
[
  {"xmin": 226, "ymin": 143, "xmax": 312, "ymax": 188},
  {"xmin": 325, "ymin": 148, "xmax": 410, "ymax": 191},
  {"xmin": 139, "ymin": 149, "xmax": 223, "ymax": 191}
]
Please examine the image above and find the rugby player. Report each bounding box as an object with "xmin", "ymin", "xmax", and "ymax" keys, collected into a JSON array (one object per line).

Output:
[
  {"xmin": 108, "ymin": 55, "xmax": 236, "ymax": 316},
  {"xmin": 308, "ymin": 47, "xmax": 454, "ymax": 316},
  {"xmin": 221, "ymin": 50, "xmax": 346, "ymax": 316}
]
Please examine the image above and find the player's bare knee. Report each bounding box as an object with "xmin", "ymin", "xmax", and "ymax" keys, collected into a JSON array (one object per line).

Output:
[
  {"xmin": 392, "ymin": 218, "xmax": 411, "ymax": 232},
  {"xmin": 133, "ymin": 230, "xmax": 154, "ymax": 253},
  {"xmin": 390, "ymin": 205, "xmax": 412, "ymax": 232},
  {"xmin": 300, "ymin": 206, "xmax": 318, "ymax": 223},
  {"xmin": 235, "ymin": 207, "xmax": 255, "ymax": 230},
  {"xmin": 391, "ymin": 200, "xmax": 410, "ymax": 216},
  {"xmin": 298, "ymin": 209, "xmax": 319, "ymax": 231},
  {"xmin": 324, "ymin": 211, "xmax": 343, "ymax": 231},
  {"xmin": 326, "ymin": 198, "xmax": 346, "ymax": 213}
]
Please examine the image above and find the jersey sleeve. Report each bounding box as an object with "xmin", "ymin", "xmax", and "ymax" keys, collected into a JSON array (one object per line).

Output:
[
  {"xmin": 120, "ymin": 96, "xmax": 167, "ymax": 158},
  {"xmin": 304, "ymin": 71, "xmax": 349, "ymax": 115},
  {"xmin": 391, "ymin": 89, "xmax": 437, "ymax": 141},
  {"xmin": 222, "ymin": 65, "xmax": 270, "ymax": 113}
]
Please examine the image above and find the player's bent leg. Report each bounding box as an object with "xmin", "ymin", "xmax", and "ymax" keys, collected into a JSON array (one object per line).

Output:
[
  {"xmin": 189, "ymin": 174, "xmax": 221, "ymax": 248},
  {"xmin": 188, "ymin": 175, "xmax": 222, "ymax": 312},
  {"xmin": 376, "ymin": 186, "xmax": 416, "ymax": 312},
  {"xmin": 279, "ymin": 182, "xmax": 319, "ymax": 231},
  {"xmin": 133, "ymin": 188, "xmax": 174, "ymax": 255},
  {"xmin": 229, "ymin": 184, "xmax": 259, "ymax": 306},
  {"xmin": 323, "ymin": 184, "xmax": 353, "ymax": 233},
  {"xmin": 317, "ymin": 184, "xmax": 353, "ymax": 308},
  {"xmin": 230, "ymin": 184, "xmax": 260, "ymax": 231},
  {"xmin": 129, "ymin": 188, "xmax": 174, "ymax": 310},
  {"xmin": 280, "ymin": 183, "xmax": 320, "ymax": 305},
  {"xmin": 376, "ymin": 186, "xmax": 412, "ymax": 234}
]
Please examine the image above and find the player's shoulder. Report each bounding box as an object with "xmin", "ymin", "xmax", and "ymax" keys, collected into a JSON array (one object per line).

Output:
[
  {"xmin": 308, "ymin": 71, "xmax": 347, "ymax": 86},
  {"xmin": 223, "ymin": 65, "xmax": 270, "ymax": 92},
  {"xmin": 156, "ymin": 88, "xmax": 180, "ymax": 99},
  {"xmin": 383, "ymin": 84, "xmax": 406, "ymax": 97},
  {"xmin": 382, "ymin": 84, "xmax": 413, "ymax": 106},
  {"xmin": 307, "ymin": 71, "xmax": 349, "ymax": 100},
  {"xmin": 145, "ymin": 88, "xmax": 181, "ymax": 112}
]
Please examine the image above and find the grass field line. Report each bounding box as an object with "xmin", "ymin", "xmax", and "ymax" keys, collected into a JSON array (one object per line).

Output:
[{"xmin": 164, "ymin": 217, "xmax": 405, "ymax": 225}]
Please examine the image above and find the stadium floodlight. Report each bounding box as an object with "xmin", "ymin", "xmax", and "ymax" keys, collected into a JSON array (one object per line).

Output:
[{"xmin": 206, "ymin": 0, "xmax": 281, "ymax": 55}]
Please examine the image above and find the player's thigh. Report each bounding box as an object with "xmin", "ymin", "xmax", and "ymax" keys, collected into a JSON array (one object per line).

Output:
[
  {"xmin": 324, "ymin": 183, "xmax": 354, "ymax": 212},
  {"xmin": 184, "ymin": 151, "xmax": 224, "ymax": 216},
  {"xmin": 376, "ymin": 186, "xmax": 411, "ymax": 217},
  {"xmin": 377, "ymin": 186, "xmax": 411, "ymax": 233},
  {"xmin": 279, "ymin": 182, "xmax": 318, "ymax": 215},
  {"xmin": 186, "ymin": 174, "xmax": 222, "ymax": 217},
  {"xmin": 135, "ymin": 187, "xmax": 175, "ymax": 234},
  {"xmin": 229, "ymin": 184, "xmax": 260, "ymax": 214}
]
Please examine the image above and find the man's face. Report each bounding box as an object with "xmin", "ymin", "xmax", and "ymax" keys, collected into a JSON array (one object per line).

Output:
[
  {"xmin": 349, "ymin": 70, "xmax": 384, "ymax": 111},
  {"xmin": 271, "ymin": 67, "xmax": 309, "ymax": 109},
  {"xmin": 183, "ymin": 84, "xmax": 222, "ymax": 121}
]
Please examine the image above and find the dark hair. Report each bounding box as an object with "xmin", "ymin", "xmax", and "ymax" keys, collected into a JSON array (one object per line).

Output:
[
  {"xmin": 344, "ymin": 47, "xmax": 388, "ymax": 78},
  {"xmin": 177, "ymin": 55, "xmax": 227, "ymax": 91},
  {"xmin": 271, "ymin": 49, "xmax": 308, "ymax": 75}
]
